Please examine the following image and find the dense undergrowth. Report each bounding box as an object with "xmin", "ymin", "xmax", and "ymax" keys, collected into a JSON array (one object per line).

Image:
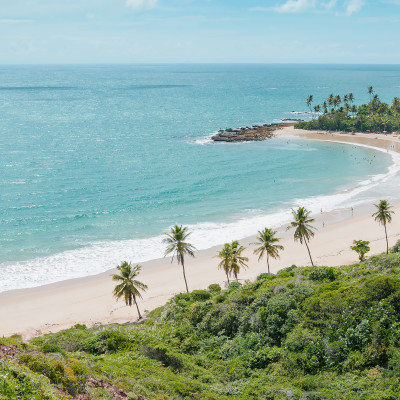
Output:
[{"xmin": 2, "ymin": 249, "xmax": 400, "ymax": 399}]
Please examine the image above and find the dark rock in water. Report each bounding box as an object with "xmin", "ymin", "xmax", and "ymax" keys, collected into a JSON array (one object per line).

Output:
[{"xmin": 211, "ymin": 122, "xmax": 294, "ymax": 142}]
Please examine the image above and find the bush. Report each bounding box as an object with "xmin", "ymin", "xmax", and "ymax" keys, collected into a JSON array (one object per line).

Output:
[
  {"xmin": 208, "ymin": 284, "xmax": 221, "ymax": 293},
  {"xmin": 191, "ymin": 290, "xmax": 212, "ymax": 301},
  {"xmin": 41, "ymin": 344, "xmax": 63, "ymax": 354},
  {"xmin": 391, "ymin": 240, "xmax": 400, "ymax": 253},
  {"xmin": 256, "ymin": 273, "xmax": 276, "ymax": 281},
  {"xmin": 309, "ymin": 267, "xmax": 339, "ymax": 282},
  {"xmin": 227, "ymin": 282, "xmax": 241, "ymax": 293},
  {"xmin": 82, "ymin": 329, "xmax": 131, "ymax": 354},
  {"xmin": 141, "ymin": 344, "xmax": 183, "ymax": 370},
  {"xmin": 277, "ymin": 266, "xmax": 296, "ymax": 278}
]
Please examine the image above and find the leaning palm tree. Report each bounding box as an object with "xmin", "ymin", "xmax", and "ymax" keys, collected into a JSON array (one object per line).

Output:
[
  {"xmin": 368, "ymin": 86, "xmax": 374, "ymax": 101},
  {"xmin": 230, "ymin": 241, "xmax": 249, "ymax": 282},
  {"xmin": 217, "ymin": 243, "xmax": 233, "ymax": 284},
  {"xmin": 112, "ymin": 262, "xmax": 148, "ymax": 320},
  {"xmin": 372, "ymin": 200, "xmax": 394, "ymax": 254},
  {"xmin": 306, "ymin": 95, "xmax": 313, "ymax": 114},
  {"xmin": 252, "ymin": 228, "xmax": 284, "ymax": 274},
  {"xmin": 288, "ymin": 207, "xmax": 316, "ymax": 266},
  {"xmin": 163, "ymin": 225, "xmax": 196, "ymax": 293}
]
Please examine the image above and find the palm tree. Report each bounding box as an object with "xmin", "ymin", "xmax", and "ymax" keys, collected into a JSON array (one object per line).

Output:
[
  {"xmin": 288, "ymin": 207, "xmax": 316, "ymax": 266},
  {"xmin": 306, "ymin": 95, "xmax": 314, "ymax": 114},
  {"xmin": 217, "ymin": 243, "xmax": 233, "ymax": 284},
  {"xmin": 372, "ymin": 200, "xmax": 395, "ymax": 254},
  {"xmin": 314, "ymin": 104, "xmax": 321, "ymax": 118},
  {"xmin": 252, "ymin": 228, "xmax": 284, "ymax": 274},
  {"xmin": 163, "ymin": 225, "xmax": 196, "ymax": 293},
  {"xmin": 368, "ymin": 86, "xmax": 374, "ymax": 101},
  {"xmin": 112, "ymin": 262, "xmax": 148, "ymax": 320},
  {"xmin": 392, "ymin": 97, "xmax": 400, "ymax": 114},
  {"xmin": 230, "ymin": 241, "xmax": 248, "ymax": 282}
]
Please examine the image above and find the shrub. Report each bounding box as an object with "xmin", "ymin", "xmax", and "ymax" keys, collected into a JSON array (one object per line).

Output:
[
  {"xmin": 141, "ymin": 344, "xmax": 183, "ymax": 370},
  {"xmin": 391, "ymin": 239, "xmax": 400, "ymax": 253},
  {"xmin": 256, "ymin": 273, "xmax": 276, "ymax": 281},
  {"xmin": 309, "ymin": 267, "xmax": 339, "ymax": 282},
  {"xmin": 208, "ymin": 284, "xmax": 221, "ymax": 293},
  {"xmin": 277, "ymin": 266, "xmax": 296, "ymax": 278},
  {"xmin": 227, "ymin": 282, "xmax": 241, "ymax": 293},
  {"xmin": 41, "ymin": 344, "xmax": 63, "ymax": 354},
  {"xmin": 191, "ymin": 290, "xmax": 212, "ymax": 301},
  {"xmin": 82, "ymin": 329, "xmax": 131, "ymax": 354}
]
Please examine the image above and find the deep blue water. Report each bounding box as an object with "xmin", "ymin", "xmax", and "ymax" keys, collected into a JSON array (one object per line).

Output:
[{"xmin": 0, "ymin": 64, "xmax": 399, "ymax": 291}]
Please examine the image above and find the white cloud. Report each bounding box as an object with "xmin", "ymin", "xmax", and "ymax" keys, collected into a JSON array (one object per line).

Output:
[
  {"xmin": 263, "ymin": 0, "xmax": 364, "ymax": 14},
  {"xmin": 126, "ymin": 0, "xmax": 158, "ymax": 10},
  {"xmin": 273, "ymin": 0, "xmax": 316, "ymax": 13},
  {"xmin": 344, "ymin": 0, "xmax": 365, "ymax": 15},
  {"xmin": 324, "ymin": 0, "xmax": 337, "ymax": 9}
]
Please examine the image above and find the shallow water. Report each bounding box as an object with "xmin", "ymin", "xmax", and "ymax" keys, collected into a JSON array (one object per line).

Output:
[{"xmin": 0, "ymin": 64, "xmax": 399, "ymax": 291}]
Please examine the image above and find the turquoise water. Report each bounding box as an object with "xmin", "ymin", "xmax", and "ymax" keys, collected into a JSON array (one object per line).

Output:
[{"xmin": 0, "ymin": 64, "xmax": 399, "ymax": 291}]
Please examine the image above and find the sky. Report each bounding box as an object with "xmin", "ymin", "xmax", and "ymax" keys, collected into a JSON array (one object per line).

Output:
[{"xmin": 0, "ymin": 0, "xmax": 400, "ymax": 64}]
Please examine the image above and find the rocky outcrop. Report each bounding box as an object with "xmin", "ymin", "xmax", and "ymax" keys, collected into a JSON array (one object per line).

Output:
[{"xmin": 211, "ymin": 122, "xmax": 294, "ymax": 142}]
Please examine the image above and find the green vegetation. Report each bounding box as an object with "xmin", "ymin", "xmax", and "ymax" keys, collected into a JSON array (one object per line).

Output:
[
  {"xmin": 216, "ymin": 240, "xmax": 249, "ymax": 284},
  {"xmin": 351, "ymin": 240, "xmax": 370, "ymax": 261},
  {"xmin": 4, "ymin": 252, "xmax": 400, "ymax": 399},
  {"xmin": 112, "ymin": 262, "xmax": 148, "ymax": 320},
  {"xmin": 296, "ymin": 88, "xmax": 400, "ymax": 133},
  {"xmin": 373, "ymin": 200, "xmax": 395, "ymax": 254},
  {"xmin": 253, "ymin": 228, "xmax": 284, "ymax": 274},
  {"xmin": 288, "ymin": 207, "xmax": 316, "ymax": 266},
  {"xmin": 163, "ymin": 225, "xmax": 196, "ymax": 293}
]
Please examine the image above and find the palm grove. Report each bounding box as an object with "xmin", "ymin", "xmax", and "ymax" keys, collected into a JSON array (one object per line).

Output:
[
  {"xmin": 113, "ymin": 201, "xmax": 395, "ymax": 320},
  {"xmin": 298, "ymin": 87, "xmax": 400, "ymax": 133}
]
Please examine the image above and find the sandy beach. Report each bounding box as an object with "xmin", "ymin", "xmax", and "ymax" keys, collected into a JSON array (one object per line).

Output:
[{"xmin": 1, "ymin": 126, "xmax": 400, "ymax": 340}]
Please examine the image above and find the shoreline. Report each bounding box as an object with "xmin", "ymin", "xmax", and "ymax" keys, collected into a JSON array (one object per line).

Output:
[{"xmin": 1, "ymin": 126, "xmax": 400, "ymax": 340}]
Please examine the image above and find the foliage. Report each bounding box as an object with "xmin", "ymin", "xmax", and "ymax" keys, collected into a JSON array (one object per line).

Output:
[
  {"xmin": 392, "ymin": 239, "xmax": 400, "ymax": 253},
  {"xmin": 351, "ymin": 240, "xmax": 371, "ymax": 261},
  {"xmin": 112, "ymin": 262, "xmax": 148, "ymax": 319},
  {"xmin": 252, "ymin": 228, "xmax": 284, "ymax": 274},
  {"xmin": 7, "ymin": 253, "xmax": 400, "ymax": 399},
  {"xmin": 163, "ymin": 225, "xmax": 196, "ymax": 293},
  {"xmin": 296, "ymin": 91, "xmax": 400, "ymax": 134}
]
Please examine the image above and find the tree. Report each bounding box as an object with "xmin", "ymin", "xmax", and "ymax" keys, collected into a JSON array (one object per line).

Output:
[
  {"xmin": 217, "ymin": 243, "xmax": 233, "ymax": 284},
  {"xmin": 230, "ymin": 241, "xmax": 249, "ymax": 282},
  {"xmin": 314, "ymin": 104, "xmax": 321, "ymax": 119},
  {"xmin": 112, "ymin": 262, "xmax": 148, "ymax": 320},
  {"xmin": 372, "ymin": 200, "xmax": 394, "ymax": 254},
  {"xmin": 351, "ymin": 240, "xmax": 370, "ymax": 261},
  {"xmin": 306, "ymin": 95, "xmax": 314, "ymax": 114},
  {"xmin": 163, "ymin": 225, "xmax": 196, "ymax": 293},
  {"xmin": 288, "ymin": 207, "xmax": 316, "ymax": 266},
  {"xmin": 368, "ymin": 86, "xmax": 374, "ymax": 101},
  {"xmin": 252, "ymin": 228, "xmax": 284, "ymax": 274}
]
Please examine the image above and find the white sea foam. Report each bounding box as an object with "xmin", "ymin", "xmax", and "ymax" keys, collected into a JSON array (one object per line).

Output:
[{"xmin": 1, "ymin": 141, "xmax": 400, "ymax": 293}]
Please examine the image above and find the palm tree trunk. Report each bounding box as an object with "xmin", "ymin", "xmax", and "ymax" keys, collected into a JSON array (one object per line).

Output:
[
  {"xmin": 225, "ymin": 269, "xmax": 230, "ymax": 285},
  {"xmin": 181, "ymin": 254, "xmax": 189, "ymax": 293},
  {"xmin": 234, "ymin": 271, "xmax": 238, "ymax": 282},
  {"xmin": 267, "ymin": 253, "xmax": 270, "ymax": 274},
  {"xmin": 133, "ymin": 297, "xmax": 142, "ymax": 320},
  {"xmin": 384, "ymin": 223, "xmax": 389, "ymax": 254},
  {"xmin": 304, "ymin": 240, "xmax": 314, "ymax": 266}
]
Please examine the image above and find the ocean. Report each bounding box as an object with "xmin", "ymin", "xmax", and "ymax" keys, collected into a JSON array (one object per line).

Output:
[{"xmin": 1, "ymin": 64, "xmax": 400, "ymax": 292}]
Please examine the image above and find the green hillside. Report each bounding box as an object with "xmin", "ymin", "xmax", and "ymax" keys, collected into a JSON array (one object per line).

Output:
[{"xmin": 2, "ymin": 250, "xmax": 400, "ymax": 399}]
